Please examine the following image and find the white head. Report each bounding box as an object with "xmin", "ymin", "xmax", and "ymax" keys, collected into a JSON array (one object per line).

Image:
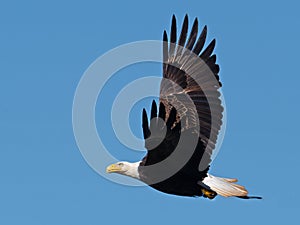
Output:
[{"xmin": 106, "ymin": 161, "xmax": 141, "ymax": 179}]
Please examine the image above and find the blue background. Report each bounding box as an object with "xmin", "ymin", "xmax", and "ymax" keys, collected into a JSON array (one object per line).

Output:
[{"xmin": 1, "ymin": 0, "xmax": 299, "ymax": 224}]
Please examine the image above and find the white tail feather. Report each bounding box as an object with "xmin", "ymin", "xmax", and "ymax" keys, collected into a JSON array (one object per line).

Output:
[{"xmin": 203, "ymin": 174, "xmax": 248, "ymax": 197}]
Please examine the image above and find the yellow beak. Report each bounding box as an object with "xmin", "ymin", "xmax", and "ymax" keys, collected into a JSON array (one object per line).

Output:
[{"xmin": 106, "ymin": 164, "xmax": 122, "ymax": 173}]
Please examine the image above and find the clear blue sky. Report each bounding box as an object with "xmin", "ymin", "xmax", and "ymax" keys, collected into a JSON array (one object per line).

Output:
[{"xmin": 1, "ymin": 0, "xmax": 300, "ymax": 224}]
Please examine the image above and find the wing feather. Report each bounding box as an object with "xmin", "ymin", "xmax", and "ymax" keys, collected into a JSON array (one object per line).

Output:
[{"xmin": 142, "ymin": 15, "xmax": 223, "ymax": 174}]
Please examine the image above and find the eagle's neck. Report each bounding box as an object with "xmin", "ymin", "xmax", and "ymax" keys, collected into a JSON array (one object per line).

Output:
[{"xmin": 124, "ymin": 161, "xmax": 141, "ymax": 179}]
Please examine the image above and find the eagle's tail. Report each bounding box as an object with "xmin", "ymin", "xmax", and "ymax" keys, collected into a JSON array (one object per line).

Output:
[{"xmin": 203, "ymin": 174, "xmax": 262, "ymax": 199}]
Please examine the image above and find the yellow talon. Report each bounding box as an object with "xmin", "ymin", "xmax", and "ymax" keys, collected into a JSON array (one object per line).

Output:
[{"xmin": 201, "ymin": 189, "xmax": 217, "ymax": 199}]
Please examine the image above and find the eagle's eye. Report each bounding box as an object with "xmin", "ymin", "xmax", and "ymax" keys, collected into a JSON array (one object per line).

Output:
[{"xmin": 118, "ymin": 163, "xmax": 124, "ymax": 166}]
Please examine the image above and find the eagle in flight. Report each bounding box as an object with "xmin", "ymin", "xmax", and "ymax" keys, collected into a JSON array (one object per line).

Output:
[{"xmin": 106, "ymin": 15, "xmax": 261, "ymax": 199}]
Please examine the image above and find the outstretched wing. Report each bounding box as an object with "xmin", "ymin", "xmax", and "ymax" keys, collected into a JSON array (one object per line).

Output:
[{"xmin": 141, "ymin": 15, "xmax": 223, "ymax": 172}]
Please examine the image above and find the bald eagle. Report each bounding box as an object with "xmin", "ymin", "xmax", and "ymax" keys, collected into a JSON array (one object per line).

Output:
[{"xmin": 106, "ymin": 15, "xmax": 261, "ymax": 199}]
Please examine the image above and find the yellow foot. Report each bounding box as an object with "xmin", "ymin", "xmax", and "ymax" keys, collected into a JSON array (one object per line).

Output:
[{"xmin": 201, "ymin": 189, "xmax": 217, "ymax": 199}]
